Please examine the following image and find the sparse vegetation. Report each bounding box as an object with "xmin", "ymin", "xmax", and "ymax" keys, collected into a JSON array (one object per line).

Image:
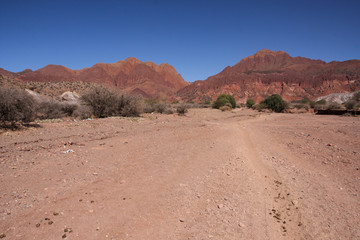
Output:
[
  {"xmin": 81, "ymin": 87, "xmax": 142, "ymax": 118},
  {"xmin": 246, "ymin": 98, "xmax": 255, "ymax": 108},
  {"xmin": 176, "ymin": 103, "xmax": 189, "ymax": 115},
  {"xmin": 154, "ymin": 103, "xmax": 168, "ymax": 114},
  {"xmin": 219, "ymin": 105, "xmax": 232, "ymax": 111},
  {"xmin": 212, "ymin": 94, "xmax": 236, "ymax": 109},
  {"xmin": 0, "ymin": 87, "xmax": 36, "ymax": 126},
  {"xmin": 344, "ymin": 91, "xmax": 360, "ymax": 110},
  {"xmin": 263, "ymin": 94, "xmax": 287, "ymax": 112}
]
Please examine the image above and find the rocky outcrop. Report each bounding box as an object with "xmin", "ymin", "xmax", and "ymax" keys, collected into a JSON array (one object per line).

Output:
[{"xmin": 178, "ymin": 49, "xmax": 360, "ymax": 102}]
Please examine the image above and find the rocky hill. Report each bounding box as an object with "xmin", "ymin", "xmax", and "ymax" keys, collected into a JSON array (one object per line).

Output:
[
  {"xmin": 178, "ymin": 49, "xmax": 360, "ymax": 102},
  {"xmin": 3, "ymin": 58, "xmax": 188, "ymax": 99}
]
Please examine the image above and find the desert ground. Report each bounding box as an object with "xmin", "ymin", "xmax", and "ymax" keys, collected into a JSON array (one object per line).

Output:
[{"xmin": 0, "ymin": 108, "xmax": 359, "ymax": 240}]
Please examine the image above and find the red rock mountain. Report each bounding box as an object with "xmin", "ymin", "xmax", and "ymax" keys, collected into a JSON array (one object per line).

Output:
[
  {"xmin": 178, "ymin": 49, "xmax": 360, "ymax": 102},
  {"xmin": 14, "ymin": 57, "xmax": 188, "ymax": 99}
]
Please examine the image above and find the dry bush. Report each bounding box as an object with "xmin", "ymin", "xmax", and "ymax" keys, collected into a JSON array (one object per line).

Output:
[
  {"xmin": 176, "ymin": 103, "xmax": 189, "ymax": 115},
  {"xmin": 0, "ymin": 87, "xmax": 36, "ymax": 125},
  {"xmin": 81, "ymin": 87, "xmax": 143, "ymax": 118},
  {"xmin": 72, "ymin": 105, "xmax": 92, "ymax": 119},
  {"xmin": 36, "ymin": 100, "xmax": 64, "ymax": 120},
  {"xmin": 117, "ymin": 95, "xmax": 143, "ymax": 117},
  {"xmin": 154, "ymin": 103, "xmax": 168, "ymax": 114},
  {"xmin": 81, "ymin": 87, "xmax": 117, "ymax": 118},
  {"xmin": 219, "ymin": 105, "xmax": 232, "ymax": 111}
]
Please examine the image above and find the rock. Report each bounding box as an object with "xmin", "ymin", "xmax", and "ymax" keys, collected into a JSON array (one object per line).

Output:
[{"xmin": 0, "ymin": 233, "xmax": 6, "ymax": 238}]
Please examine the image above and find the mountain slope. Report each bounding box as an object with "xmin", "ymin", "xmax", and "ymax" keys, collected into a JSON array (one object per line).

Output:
[
  {"xmin": 15, "ymin": 58, "xmax": 188, "ymax": 99},
  {"xmin": 178, "ymin": 49, "xmax": 360, "ymax": 102}
]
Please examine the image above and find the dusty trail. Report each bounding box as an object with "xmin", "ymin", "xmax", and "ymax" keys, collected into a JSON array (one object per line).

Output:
[{"xmin": 0, "ymin": 109, "xmax": 359, "ymax": 239}]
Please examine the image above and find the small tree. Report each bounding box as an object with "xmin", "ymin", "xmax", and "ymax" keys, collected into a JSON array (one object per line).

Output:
[
  {"xmin": 212, "ymin": 94, "xmax": 236, "ymax": 109},
  {"xmin": 263, "ymin": 94, "xmax": 287, "ymax": 112},
  {"xmin": 246, "ymin": 98, "xmax": 255, "ymax": 108}
]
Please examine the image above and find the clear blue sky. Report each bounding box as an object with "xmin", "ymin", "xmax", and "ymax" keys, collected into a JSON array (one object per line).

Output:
[{"xmin": 1, "ymin": 0, "xmax": 359, "ymax": 82}]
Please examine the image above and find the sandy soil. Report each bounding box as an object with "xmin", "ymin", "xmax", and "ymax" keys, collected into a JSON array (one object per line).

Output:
[{"xmin": 0, "ymin": 108, "xmax": 359, "ymax": 240}]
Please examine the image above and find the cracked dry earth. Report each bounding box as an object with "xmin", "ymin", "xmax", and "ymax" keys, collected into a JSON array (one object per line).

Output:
[{"xmin": 0, "ymin": 108, "xmax": 359, "ymax": 239}]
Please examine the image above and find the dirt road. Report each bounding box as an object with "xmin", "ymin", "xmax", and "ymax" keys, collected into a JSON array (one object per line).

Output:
[{"xmin": 0, "ymin": 109, "xmax": 359, "ymax": 239}]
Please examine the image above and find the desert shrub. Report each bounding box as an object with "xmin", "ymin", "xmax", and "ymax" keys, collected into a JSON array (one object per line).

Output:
[
  {"xmin": 0, "ymin": 87, "xmax": 36, "ymax": 125},
  {"xmin": 309, "ymin": 101, "xmax": 316, "ymax": 108},
  {"xmin": 81, "ymin": 87, "xmax": 117, "ymax": 118},
  {"xmin": 344, "ymin": 100, "xmax": 357, "ymax": 110},
  {"xmin": 300, "ymin": 98, "xmax": 310, "ymax": 104},
  {"xmin": 212, "ymin": 94, "xmax": 236, "ymax": 109},
  {"xmin": 219, "ymin": 105, "xmax": 232, "ymax": 111},
  {"xmin": 254, "ymin": 102, "xmax": 268, "ymax": 111},
  {"xmin": 246, "ymin": 98, "xmax": 255, "ymax": 108},
  {"xmin": 61, "ymin": 103, "xmax": 78, "ymax": 116},
  {"xmin": 315, "ymin": 99, "xmax": 327, "ymax": 105},
  {"xmin": 176, "ymin": 103, "xmax": 189, "ymax": 115},
  {"xmin": 344, "ymin": 92, "xmax": 360, "ymax": 110},
  {"xmin": 72, "ymin": 105, "xmax": 92, "ymax": 119},
  {"xmin": 117, "ymin": 95, "xmax": 143, "ymax": 117},
  {"xmin": 294, "ymin": 104, "xmax": 309, "ymax": 110},
  {"xmin": 81, "ymin": 87, "xmax": 142, "ymax": 118},
  {"xmin": 154, "ymin": 102, "xmax": 168, "ymax": 114},
  {"xmin": 36, "ymin": 100, "xmax": 64, "ymax": 119},
  {"xmin": 327, "ymin": 102, "xmax": 344, "ymax": 110},
  {"xmin": 263, "ymin": 94, "xmax": 287, "ymax": 112}
]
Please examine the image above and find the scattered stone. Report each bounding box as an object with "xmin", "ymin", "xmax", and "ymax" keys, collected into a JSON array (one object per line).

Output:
[
  {"xmin": 238, "ymin": 223, "xmax": 245, "ymax": 227},
  {"xmin": 45, "ymin": 217, "xmax": 50, "ymax": 221},
  {"xmin": 179, "ymin": 219, "xmax": 185, "ymax": 222},
  {"xmin": 64, "ymin": 228, "xmax": 72, "ymax": 233},
  {"xmin": 53, "ymin": 212, "xmax": 59, "ymax": 216},
  {"xmin": 0, "ymin": 233, "xmax": 6, "ymax": 238},
  {"xmin": 62, "ymin": 234, "xmax": 67, "ymax": 238},
  {"xmin": 36, "ymin": 223, "xmax": 40, "ymax": 228},
  {"xmin": 61, "ymin": 149, "xmax": 74, "ymax": 154},
  {"xmin": 48, "ymin": 221, "xmax": 53, "ymax": 225}
]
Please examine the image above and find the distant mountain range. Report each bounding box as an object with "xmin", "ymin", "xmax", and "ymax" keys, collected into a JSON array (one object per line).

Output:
[
  {"xmin": 1, "ymin": 49, "xmax": 360, "ymax": 102},
  {"xmin": 178, "ymin": 49, "xmax": 360, "ymax": 102},
  {"xmin": 0, "ymin": 57, "xmax": 188, "ymax": 99}
]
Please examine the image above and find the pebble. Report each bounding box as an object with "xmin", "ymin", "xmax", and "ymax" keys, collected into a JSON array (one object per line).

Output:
[{"xmin": 0, "ymin": 233, "xmax": 6, "ymax": 238}]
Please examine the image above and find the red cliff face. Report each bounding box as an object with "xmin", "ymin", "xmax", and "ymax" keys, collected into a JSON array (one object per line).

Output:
[
  {"xmin": 17, "ymin": 58, "xmax": 188, "ymax": 99},
  {"xmin": 178, "ymin": 49, "xmax": 360, "ymax": 102}
]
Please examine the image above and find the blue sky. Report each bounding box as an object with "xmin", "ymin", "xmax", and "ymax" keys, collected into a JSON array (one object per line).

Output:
[{"xmin": 1, "ymin": 0, "xmax": 359, "ymax": 82}]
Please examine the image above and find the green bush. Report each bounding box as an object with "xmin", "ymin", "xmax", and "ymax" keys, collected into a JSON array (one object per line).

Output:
[
  {"xmin": 0, "ymin": 87, "xmax": 36, "ymax": 125},
  {"xmin": 263, "ymin": 94, "xmax": 287, "ymax": 112},
  {"xmin": 212, "ymin": 94, "xmax": 236, "ymax": 109},
  {"xmin": 246, "ymin": 98, "xmax": 255, "ymax": 108}
]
